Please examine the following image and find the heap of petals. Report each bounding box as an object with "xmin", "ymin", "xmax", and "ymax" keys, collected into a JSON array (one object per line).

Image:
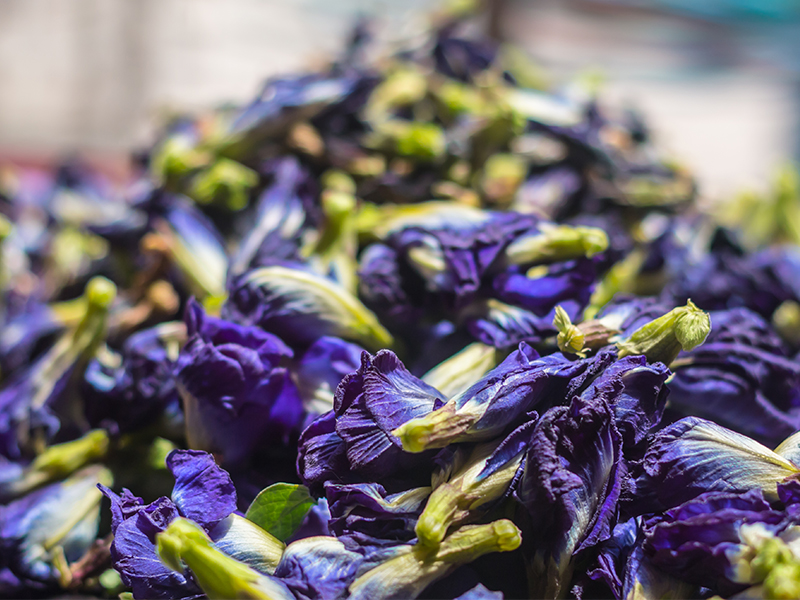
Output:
[{"xmin": 3, "ymin": 8, "xmax": 800, "ymax": 600}]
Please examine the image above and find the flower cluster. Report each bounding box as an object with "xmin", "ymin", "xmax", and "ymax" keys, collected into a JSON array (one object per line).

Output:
[{"xmin": 2, "ymin": 7, "xmax": 800, "ymax": 600}]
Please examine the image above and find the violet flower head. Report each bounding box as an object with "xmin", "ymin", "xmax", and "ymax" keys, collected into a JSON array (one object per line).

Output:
[
  {"xmin": 99, "ymin": 449, "xmax": 244, "ymax": 600},
  {"xmin": 174, "ymin": 299, "xmax": 303, "ymax": 467},
  {"xmin": 517, "ymin": 393, "xmax": 625, "ymax": 599},
  {"xmin": 667, "ymin": 307, "xmax": 800, "ymax": 446},
  {"xmin": 297, "ymin": 349, "xmax": 445, "ymax": 495}
]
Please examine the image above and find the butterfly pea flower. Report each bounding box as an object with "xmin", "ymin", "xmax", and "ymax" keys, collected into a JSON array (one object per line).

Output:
[
  {"xmin": 517, "ymin": 393, "xmax": 625, "ymax": 599},
  {"xmin": 148, "ymin": 194, "xmax": 228, "ymax": 301},
  {"xmin": 229, "ymin": 156, "xmax": 318, "ymax": 279},
  {"xmin": 579, "ymin": 517, "xmax": 697, "ymax": 600},
  {"xmin": 0, "ymin": 276, "xmax": 115, "ymax": 459},
  {"xmin": 463, "ymin": 298, "xmax": 560, "ymax": 349},
  {"xmin": 224, "ymin": 73, "xmax": 367, "ymax": 157},
  {"xmin": 297, "ymin": 350, "xmax": 445, "ymax": 494},
  {"xmin": 157, "ymin": 517, "xmax": 294, "ymax": 600},
  {"xmin": 628, "ymin": 418, "xmax": 800, "ymax": 516},
  {"xmin": 348, "ymin": 519, "xmax": 521, "ymax": 600},
  {"xmin": 102, "ymin": 449, "xmax": 284, "ymax": 599},
  {"xmin": 433, "ymin": 27, "xmax": 497, "ymax": 84},
  {"xmin": 0, "ymin": 428, "xmax": 109, "ymax": 501},
  {"xmin": 274, "ymin": 534, "xmax": 365, "ymax": 599},
  {"xmin": 224, "ymin": 265, "xmax": 393, "ymax": 351},
  {"xmin": 175, "ymin": 299, "xmax": 302, "ymax": 467},
  {"xmin": 326, "ymin": 482, "xmax": 430, "ymax": 542},
  {"xmin": 0, "ymin": 465, "xmax": 111, "ymax": 589},
  {"xmin": 416, "ymin": 418, "xmax": 535, "ymax": 547},
  {"xmin": 667, "ymin": 308, "xmax": 800, "ymax": 446},
  {"xmin": 0, "ymin": 299, "xmax": 64, "ymax": 379},
  {"xmin": 83, "ymin": 321, "xmax": 185, "ymax": 435},
  {"xmin": 640, "ymin": 489, "xmax": 793, "ymax": 597},
  {"xmin": 394, "ymin": 343, "xmax": 612, "ymax": 452}
]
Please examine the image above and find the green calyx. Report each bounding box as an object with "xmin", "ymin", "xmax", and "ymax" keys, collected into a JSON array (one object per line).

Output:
[
  {"xmin": 504, "ymin": 223, "xmax": 608, "ymax": 266},
  {"xmin": 190, "ymin": 158, "xmax": 258, "ymax": 211},
  {"xmin": 616, "ymin": 300, "xmax": 711, "ymax": 365},
  {"xmin": 416, "ymin": 443, "xmax": 524, "ymax": 547},
  {"xmin": 156, "ymin": 518, "xmax": 288, "ymax": 600},
  {"xmin": 348, "ymin": 520, "xmax": 520, "ymax": 600},
  {"xmin": 86, "ymin": 276, "xmax": 117, "ymax": 310},
  {"xmin": 393, "ymin": 403, "xmax": 476, "ymax": 453},
  {"xmin": 553, "ymin": 305, "xmax": 585, "ymax": 356}
]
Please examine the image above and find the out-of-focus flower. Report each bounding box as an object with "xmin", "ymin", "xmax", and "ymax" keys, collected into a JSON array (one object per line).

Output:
[
  {"xmin": 174, "ymin": 299, "xmax": 301, "ymax": 467},
  {"xmin": 83, "ymin": 321, "xmax": 185, "ymax": 435},
  {"xmin": 0, "ymin": 276, "xmax": 116, "ymax": 459},
  {"xmin": 667, "ymin": 307, "xmax": 800, "ymax": 446},
  {"xmin": 224, "ymin": 265, "xmax": 393, "ymax": 351},
  {"xmin": 0, "ymin": 465, "xmax": 111, "ymax": 591}
]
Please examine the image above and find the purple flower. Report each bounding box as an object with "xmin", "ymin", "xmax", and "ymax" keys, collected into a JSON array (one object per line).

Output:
[
  {"xmin": 100, "ymin": 449, "xmax": 237, "ymax": 599},
  {"xmin": 297, "ymin": 350, "xmax": 445, "ymax": 494},
  {"xmin": 393, "ymin": 345, "xmax": 617, "ymax": 452},
  {"xmin": 325, "ymin": 482, "xmax": 428, "ymax": 543},
  {"xmin": 83, "ymin": 322, "xmax": 182, "ymax": 434},
  {"xmin": 228, "ymin": 157, "xmax": 319, "ymax": 278},
  {"xmin": 174, "ymin": 300, "xmax": 303, "ymax": 467},
  {"xmin": 517, "ymin": 393, "xmax": 624, "ymax": 598},
  {"xmin": 628, "ymin": 418, "xmax": 800, "ymax": 515},
  {"xmin": 667, "ymin": 308, "xmax": 800, "ymax": 446},
  {"xmin": 641, "ymin": 490, "xmax": 787, "ymax": 596}
]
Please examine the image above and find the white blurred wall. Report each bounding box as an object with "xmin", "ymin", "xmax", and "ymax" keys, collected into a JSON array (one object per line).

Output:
[{"xmin": 0, "ymin": 0, "xmax": 796, "ymax": 199}]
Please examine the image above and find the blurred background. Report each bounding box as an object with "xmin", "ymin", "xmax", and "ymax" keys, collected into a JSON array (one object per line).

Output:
[{"xmin": 1, "ymin": 0, "xmax": 799, "ymax": 199}]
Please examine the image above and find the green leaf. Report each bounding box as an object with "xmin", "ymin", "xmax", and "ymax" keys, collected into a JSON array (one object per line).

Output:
[{"xmin": 245, "ymin": 483, "xmax": 316, "ymax": 542}]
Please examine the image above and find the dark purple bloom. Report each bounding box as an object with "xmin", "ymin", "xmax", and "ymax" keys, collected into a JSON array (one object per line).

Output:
[
  {"xmin": 229, "ymin": 157, "xmax": 318, "ymax": 278},
  {"xmin": 174, "ymin": 300, "xmax": 302, "ymax": 467},
  {"xmin": 394, "ymin": 344, "xmax": 617, "ymax": 450},
  {"xmin": 361, "ymin": 212, "xmax": 539, "ymax": 314},
  {"xmin": 433, "ymin": 26, "xmax": 497, "ymax": 83},
  {"xmin": 83, "ymin": 322, "xmax": 182, "ymax": 434},
  {"xmin": 578, "ymin": 517, "xmax": 698, "ymax": 600},
  {"xmin": 491, "ymin": 257, "xmax": 597, "ymax": 317},
  {"xmin": 274, "ymin": 536, "xmax": 364, "ymax": 600},
  {"xmin": 581, "ymin": 354, "xmax": 671, "ymax": 449},
  {"xmin": 100, "ymin": 449, "xmax": 237, "ymax": 599},
  {"xmin": 463, "ymin": 300, "xmax": 557, "ymax": 349},
  {"xmin": 666, "ymin": 238, "xmax": 800, "ymax": 320},
  {"xmin": 627, "ymin": 417, "xmax": 799, "ymax": 516},
  {"xmin": 230, "ymin": 73, "xmax": 365, "ymax": 139},
  {"xmin": 641, "ymin": 490, "xmax": 787, "ymax": 596},
  {"xmin": 667, "ymin": 308, "xmax": 800, "ymax": 446},
  {"xmin": 517, "ymin": 393, "xmax": 624, "ymax": 598},
  {"xmin": 326, "ymin": 482, "xmax": 427, "ymax": 542},
  {"xmin": 0, "ymin": 300, "xmax": 62, "ymax": 379},
  {"xmin": 297, "ymin": 350, "xmax": 445, "ymax": 494}
]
